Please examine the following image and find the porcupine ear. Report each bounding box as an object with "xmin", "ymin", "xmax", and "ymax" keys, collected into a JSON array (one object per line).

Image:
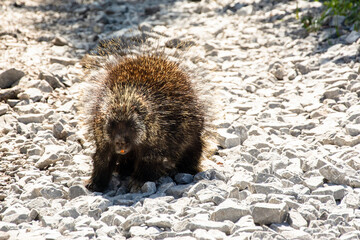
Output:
[{"xmin": 106, "ymin": 118, "xmax": 116, "ymax": 130}]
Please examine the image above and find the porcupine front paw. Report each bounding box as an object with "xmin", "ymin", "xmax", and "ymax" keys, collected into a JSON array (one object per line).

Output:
[
  {"xmin": 128, "ymin": 178, "xmax": 144, "ymax": 193},
  {"xmin": 85, "ymin": 178, "xmax": 107, "ymax": 192}
]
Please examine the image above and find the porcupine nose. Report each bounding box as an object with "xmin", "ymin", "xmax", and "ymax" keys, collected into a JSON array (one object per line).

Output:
[
  {"xmin": 115, "ymin": 135, "xmax": 130, "ymax": 155},
  {"xmin": 116, "ymin": 137, "xmax": 125, "ymax": 146}
]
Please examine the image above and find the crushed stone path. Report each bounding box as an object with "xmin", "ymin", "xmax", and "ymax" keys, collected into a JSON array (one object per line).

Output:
[{"xmin": 0, "ymin": 0, "xmax": 360, "ymax": 239}]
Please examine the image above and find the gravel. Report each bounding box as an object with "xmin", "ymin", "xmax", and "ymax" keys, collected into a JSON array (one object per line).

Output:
[{"xmin": 1, "ymin": 0, "xmax": 360, "ymax": 239}]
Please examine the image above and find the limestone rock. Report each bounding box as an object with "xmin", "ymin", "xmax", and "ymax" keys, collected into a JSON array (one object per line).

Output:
[{"xmin": 251, "ymin": 203, "xmax": 288, "ymax": 225}]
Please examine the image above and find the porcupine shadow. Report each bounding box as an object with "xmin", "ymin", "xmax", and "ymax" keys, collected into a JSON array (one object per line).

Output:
[{"xmin": 82, "ymin": 38, "xmax": 206, "ymax": 192}]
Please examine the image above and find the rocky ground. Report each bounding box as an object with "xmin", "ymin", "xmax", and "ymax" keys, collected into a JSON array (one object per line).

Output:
[{"xmin": 1, "ymin": 0, "xmax": 360, "ymax": 239}]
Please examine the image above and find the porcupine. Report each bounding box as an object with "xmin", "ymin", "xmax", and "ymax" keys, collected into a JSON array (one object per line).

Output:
[{"xmin": 83, "ymin": 44, "xmax": 205, "ymax": 192}]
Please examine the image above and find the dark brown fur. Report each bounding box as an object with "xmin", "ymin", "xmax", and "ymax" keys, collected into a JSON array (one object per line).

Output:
[{"xmin": 84, "ymin": 53, "xmax": 205, "ymax": 192}]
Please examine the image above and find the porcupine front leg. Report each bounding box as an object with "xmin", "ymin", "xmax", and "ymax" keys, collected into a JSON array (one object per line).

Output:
[
  {"xmin": 86, "ymin": 146, "xmax": 116, "ymax": 192},
  {"xmin": 129, "ymin": 150, "xmax": 170, "ymax": 192}
]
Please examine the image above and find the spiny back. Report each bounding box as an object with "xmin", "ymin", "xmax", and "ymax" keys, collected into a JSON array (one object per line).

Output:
[{"xmin": 105, "ymin": 55, "xmax": 193, "ymax": 96}]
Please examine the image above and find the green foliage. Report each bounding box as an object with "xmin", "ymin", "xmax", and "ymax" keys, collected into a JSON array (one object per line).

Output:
[
  {"xmin": 323, "ymin": 0, "xmax": 360, "ymax": 29},
  {"xmin": 300, "ymin": 14, "xmax": 322, "ymax": 32},
  {"xmin": 299, "ymin": 0, "xmax": 360, "ymax": 32}
]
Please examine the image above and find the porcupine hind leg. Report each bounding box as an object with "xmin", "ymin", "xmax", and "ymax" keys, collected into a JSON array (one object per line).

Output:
[
  {"xmin": 177, "ymin": 134, "xmax": 203, "ymax": 175},
  {"xmin": 86, "ymin": 146, "xmax": 116, "ymax": 192}
]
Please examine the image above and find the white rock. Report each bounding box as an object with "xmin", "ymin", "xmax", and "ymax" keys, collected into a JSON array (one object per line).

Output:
[
  {"xmin": 145, "ymin": 216, "xmax": 172, "ymax": 228},
  {"xmin": 0, "ymin": 232, "xmax": 10, "ymax": 240},
  {"xmin": 194, "ymin": 229, "xmax": 226, "ymax": 240},
  {"xmin": 129, "ymin": 226, "xmax": 160, "ymax": 237},
  {"xmin": 346, "ymin": 124, "xmax": 360, "ymax": 136},
  {"xmin": 26, "ymin": 197, "xmax": 50, "ymax": 210},
  {"xmin": 288, "ymin": 210, "xmax": 308, "ymax": 229},
  {"xmin": 17, "ymin": 114, "xmax": 45, "ymax": 124},
  {"xmin": 108, "ymin": 205, "xmax": 135, "ymax": 218},
  {"xmin": 296, "ymin": 62, "xmax": 310, "ymax": 75},
  {"xmin": 174, "ymin": 173, "xmax": 194, "ymax": 184},
  {"xmin": 57, "ymin": 100, "xmax": 76, "ymax": 112},
  {"xmin": 0, "ymin": 104, "xmax": 9, "ymax": 116},
  {"xmin": 311, "ymin": 185, "xmax": 347, "ymax": 200},
  {"xmin": 323, "ymin": 87, "xmax": 344, "ymax": 100},
  {"xmin": 19, "ymin": 183, "xmax": 44, "ymax": 200},
  {"xmin": 165, "ymin": 183, "xmax": 193, "ymax": 198},
  {"xmin": 341, "ymin": 192, "xmax": 360, "ymax": 209},
  {"xmin": 330, "ymin": 15, "xmax": 346, "ymax": 26},
  {"xmin": 33, "ymin": 80, "xmax": 53, "ymax": 93},
  {"xmin": 236, "ymin": 5, "xmax": 253, "ymax": 16},
  {"xmin": 113, "ymin": 215, "xmax": 126, "ymax": 226},
  {"xmin": 95, "ymin": 226, "xmax": 117, "ymax": 238},
  {"xmin": 269, "ymin": 63, "xmax": 285, "ymax": 80},
  {"xmin": 52, "ymin": 121, "xmax": 66, "ymax": 140},
  {"xmin": 287, "ymin": 69, "xmax": 297, "ymax": 80},
  {"xmin": 328, "ymin": 208, "xmax": 354, "ymax": 222},
  {"xmin": 1, "ymin": 203, "xmax": 30, "ymax": 224},
  {"xmin": 334, "ymin": 133, "xmax": 360, "ymax": 147},
  {"xmin": 58, "ymin": 217, "xmax": 75, "ymax": 234},
  {"xmin": 248, "ymin": 183, "xmax": 283, "ymax": 195},
  {"xmin": 68, "ymin": 226, "xmax": 95, "ymax": 238},
  {"xmin": 232, "ymin": 123, "xmax": 248, "ymax": 144},
  {"xmin": 69, "ymin": 185, "xmax": 88, "ymax": 199},
  {"xmin": 187, "ymin": 181, "xmax": 208, "ymax": 197},
  {"xmin": 304, "ymin": 176, "xmax": 324, "ymax": 190},
  {"xmin": 319, "ymin": 164, "xmax": 360, "ymax": 187},
  {"xmin": 231, "ymin": 215, "xmax": 259, "ymax": 233},
  {"xmin": 40, "ymin": 215, "xmax": 61, "ymax": 228},
  {"xmin": 281, "ymin": 229, "xmax": 312, "ymax": 240},
  {"xmin": 141, "ymin": 181, "xmax": 156, "ymax": 194},
  {"xmin": 58, "ymin": 207, "xmax": 80, "ymax": 219},
  {"xmin": 49, "ymin": 56, "xmax": 77, "ymax": 66},
  {"xmin": 216, "ymin": 128, "xmax": 241, "ymax": 148},
  {"xmin": 39, "ymin": 72, "xmax": 65, "ymax": 89},
  {"xmin": 193, "ymin": 229, "xmax": 212, "ymax": 240},
  {"xmin": 52, "ymin": 36, "xmax": 68, "ymax": 46},
  {"xmin": 227, "ymin": 186, "xmax": 240, "ymax": 199},
  {"xmin": 100, "ymin": 211, "xmax": 116, "ymax": 226},
  {"xmin": 174, "ymin": 219, "xmax": 233, "ymax": 235},
  {"xmin": 18, "ymin": 88, "xmax": 43, "ymax": 102},
  {"xmin": 40, "ymin": 186, "xmax": 64, "ymax": 199},
  {"xmin": 346, "ymin": 31, "xmax": 360, "ymax": 44},
  {"xmin": 35, "ymin": 145, "xmax": 65, "ymax": 169},
  {"xmin": 251, "ymin": 203, "xmax": 288, "ymax": 225},
  {"xmin": 210, "ymin": 199, "xmax": 250, "ymax": 223},
  {"xmin": 347, "ymin": 105, "xmax": 360, "ymax": 121},
  {"xmin": 27, "ymin": 145, "xmax": 43, "ymax": 156},
  {"xmin": 196, "ymin": 189, "xmax": 225, "ymax": 205},
  {"xmin": 121, "ymin": 214, "xmax": 145, "ymax": 231},
  {"xmin": 194, "ymin": 169, "xmax": 227, "ymax": 182},
  {"xmin": 89, "ymin": 197, "xmax": 111, "ymax": 213},
  {"xmin": 0, "ymin": 222, "xmax": 17, "ymax": 231},
  {"xmin": 229, "ymin": 171, "xmax": 254, "ymax": 190}
]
